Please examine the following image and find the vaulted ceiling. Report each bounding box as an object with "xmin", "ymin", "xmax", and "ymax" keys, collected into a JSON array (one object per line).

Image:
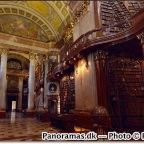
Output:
[{"xmin": 0, "ymin": 1, "xmax": 72, "ymax": 42}]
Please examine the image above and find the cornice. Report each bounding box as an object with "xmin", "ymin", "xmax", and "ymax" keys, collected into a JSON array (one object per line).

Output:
[{"xmin": 0, "ymin": 32, "xmax": 58, "ymax": 54}]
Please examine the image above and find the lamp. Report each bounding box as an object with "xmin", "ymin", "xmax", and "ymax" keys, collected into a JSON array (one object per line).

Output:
[{"xmin": 40, "ymin": 87, "xmax": 44, "ymax": 93}]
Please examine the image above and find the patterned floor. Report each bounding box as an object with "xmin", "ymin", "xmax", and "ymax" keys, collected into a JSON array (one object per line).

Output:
[
  {"xmin": 0, "ymin": 112, "xmax": 107, "ymax": 142},
  {"xmin": 0, "ymin": 112, "xmax": 62, "ymax": 141}
]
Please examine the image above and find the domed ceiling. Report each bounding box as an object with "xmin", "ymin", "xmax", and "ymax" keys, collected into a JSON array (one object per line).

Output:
[{"xmin": 0, "ymin": 1, "xmax": 71, "ymax": 42}]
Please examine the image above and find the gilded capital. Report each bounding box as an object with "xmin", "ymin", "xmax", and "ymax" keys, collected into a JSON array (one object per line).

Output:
[
  {"xmin": 0, "ymin": 46, "xmax": 9, "ymax": 55},
  {"xmin": 137, "ymin": 31, "xmax": 144, "ymax": 44},
  {"xmin": 29, "ymin": 52, "xmax": 37, "ymax": 60},
  {"xmin": 42, "ymin": 54, "xmax": 48, "ymax": 62},
  {"xmin": 45, "ymin": 54, "xmax": 48, "ymax": 61},
  {"xmin": 94, "ymin": 50, "xmax": 108, "ymax": 60},
  {"xmin": 64, "ymin": 27, "xmax": 73, "ymax": 43},
  {"xmin": 19, "ymin": 77, "xmax": 23, "ymax": 81}
]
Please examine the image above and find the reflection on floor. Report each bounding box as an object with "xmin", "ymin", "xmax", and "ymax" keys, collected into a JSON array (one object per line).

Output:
[
  {"xmin": 0, "ymin": 112, "xmax": 107, "ymax": 141},
  {"xmin": 0, "ymin": 112, "xmax": 62, "ymax": 141}
]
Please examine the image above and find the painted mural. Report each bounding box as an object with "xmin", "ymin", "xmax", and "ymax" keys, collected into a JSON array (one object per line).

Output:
[{"xmin": 0, "ymin": 15, "xmax": 48, "ymax": 42}]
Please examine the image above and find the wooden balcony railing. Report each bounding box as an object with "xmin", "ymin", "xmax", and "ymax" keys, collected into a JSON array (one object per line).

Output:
[
  {"xmin": 53, "ymin": 62, "xmax": 69, "ymax": 76},
  {"xmin": 48, "ymin": 8, "xmax": 144, "ymax": 78},
  {"xmin": 60, "ymin": 8, "xmax": 144, "ymax": 63}
]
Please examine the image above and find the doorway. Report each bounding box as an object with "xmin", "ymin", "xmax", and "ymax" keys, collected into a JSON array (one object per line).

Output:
[
  {"xmin": 48, "ymin": 99, "xmax": 57, "ymax": 114},
  {"xmin": 12, "ymin": 101, "xmax": 16, "ymax": 111},
  {"xmin": 7, "ymin": 96, "xmax": 17, "ymax": 111}
]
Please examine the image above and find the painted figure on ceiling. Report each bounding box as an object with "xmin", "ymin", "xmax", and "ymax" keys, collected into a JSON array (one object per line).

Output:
[
  {"xmin": 16, "ymin": 17, "xmax": 26, "ymax": 30},
  {"xmin": 0, "ymin": 15, "xmax": 48, "ymax": 42}
]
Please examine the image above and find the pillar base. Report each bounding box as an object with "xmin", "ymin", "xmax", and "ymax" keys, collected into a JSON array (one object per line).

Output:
[
  {"xmin": 0, "ymin": 109, "xmax": 6, "ymax": 118},
  {"xmin": 25, "ymin": 109, "xmax": 36, "ymax": 117},
  {"xmin": 37, "ymin": 111, "xmax": 50, "ymax": 122}
]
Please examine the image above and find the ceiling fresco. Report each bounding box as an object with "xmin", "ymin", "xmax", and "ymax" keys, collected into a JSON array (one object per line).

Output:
[
  {"xmin": 0, "ymin": 1, "xmax": 72, "ymax": 42},
  {"xmin": 0, "ymin": 15, "xmax": 48, "ymax": 42},
  {"xmin": 27, "ymin": 1, "xmax": 50, "ymax": 16}
]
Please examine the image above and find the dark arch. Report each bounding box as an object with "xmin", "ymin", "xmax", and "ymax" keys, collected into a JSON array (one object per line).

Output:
[{"xmin": 7, "ymin": 58, "xmax": 22, "ymax": 70}]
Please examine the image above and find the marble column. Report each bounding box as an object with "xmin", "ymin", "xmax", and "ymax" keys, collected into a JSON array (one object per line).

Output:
[
  {"xmin": 58, "ymin": 54, "xmax": 60, "ymax": 63},
  {"xmin": 75, "ymin": 53, "xmax": 97, "ymax": 110},
  {"xmin": 28, "ymin": 52, "xmax": 36, "ymax": 110},
  {"xmin": 94, "ymin": 50, "xmax": 108, "ymax": 108},
  {"xmin": 0, "ymin": 48, "xmax": 8, "ymax": 110},
  {"xmin": 18, "ymin": 77, "xmax": 23, "ymax": 110}
]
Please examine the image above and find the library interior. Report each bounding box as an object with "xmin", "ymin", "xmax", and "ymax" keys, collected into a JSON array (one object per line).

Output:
[{"xmin": 0, "ymin": 0, "xmax": 144, "ymax": 141}]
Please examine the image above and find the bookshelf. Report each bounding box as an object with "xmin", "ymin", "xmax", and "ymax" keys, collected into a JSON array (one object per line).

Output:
[
  {"xmin": 101, "ymin": 2, "xmax": 114, "ymax": 27},
  {"xmin": 107, "ymin": 57, "xmax": 144, "ymax": 130},
  {"xmin": 101, "ymin": 1, "xmax": 119, "ymax": 35},
  {"xmin": 60, "ymin": 74, "xmax": 75, "ymax": 114}
]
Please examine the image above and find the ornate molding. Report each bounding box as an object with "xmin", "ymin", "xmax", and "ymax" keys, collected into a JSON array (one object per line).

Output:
[
  {"xmin": 71, "ymin": 1, "xmax": 90, "ymax": 26},
  {"xmin": 0, "ymin": 32, "xmax": 57, "ymax": 56},
  {"xmin": 19, "ymin": 77, "xmax": 23, "ymax": 81},
  {"xmin": 94, "ymin": 50, "xmax": 108, "ymax": 60},
  {"xmin": 137, "ymin": 31, "xmax": 144, "ymax": 44},
  {"xmin": 64, "ymin": 27, "xmax": 73, "ymax": 44},
  {"xmin": 0, "ymin": 46, "xmax": 9, "ymax": 55},
  {"xmin": 36, "ymin": 54, "xmax": 48, "ymax": 67},
  {"xmin": 29, "ymin": 52, "xmax": 37, "ymax": 60},
  {"xmin": 42, "ymin": 54, "xmax": 48, "ymax": 62},
  {"xmin": 7, "ymin": 69, "xmax": 29, "ymax": 77}
]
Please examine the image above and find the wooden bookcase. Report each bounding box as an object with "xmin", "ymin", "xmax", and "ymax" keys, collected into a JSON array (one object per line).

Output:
[
  {"xmin": 68, "ymin": 78, "xmax": 75, "ymax": 114},
  {"xmin": 101, "ymin": 1, "xmax": 119, "ymax": 35},
  {"xmin": 101, "ymin": 2, "xmax": 114, "ymax": 27},
  {"xmin": 128, "ymin": 1, "xmax": 144, "ymax": 21},
  {"xmin": 60, "ymin": 74, "xmax": 75, "ymax": 114},
  {"xmin": 100, "ymin": 1, "xmax": 144, "ymax": 35},
  {"xmin": 128, "ymin": 1, "xmax": 141, "ymax": 15},
  {"xmin": 107, "ymin": 57, "xmax": 144, "ymax": 131}
]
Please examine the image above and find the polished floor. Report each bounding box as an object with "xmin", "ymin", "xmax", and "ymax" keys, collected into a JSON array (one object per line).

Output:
[
  {"xmin": 0, "ymin": 112, "xmax": 62, "ymax": 141},
  {"xmin": 0, "ymin": 112, "xmax": 107, "ymax": 141}
]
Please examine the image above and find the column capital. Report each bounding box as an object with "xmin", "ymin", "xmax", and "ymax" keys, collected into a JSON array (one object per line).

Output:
[
  {"xmin": 43, "ymin": 54, "xmax": 49, "ymax": 61},
  {"xmin": 45, "ymin": 54, "xmax": 48, "ymax": 61},
  {"xmin": 137, "ymin": 31, "xmax": 144, "ymax": 44},
  {"xmin": 38, "ymin": 53, "xmax": 48, "ymax": 61},
  {"xmin": 0, "ymin": 46, "xmax": 9, "ymax": 55},
  {"xmin": 29, "ymin": 52, "xmax": 37, "ymax": 60},
  {"xmin": 19, "ymin": 76, "xmax": 23, "ymax": 81},
  {"xmin": 94, "ymin": 50, "xmax": 108, "ymax": 60}
]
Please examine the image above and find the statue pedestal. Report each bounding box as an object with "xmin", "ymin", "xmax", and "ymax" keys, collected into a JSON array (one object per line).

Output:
[
  {"xmin": 25, "ymin": 109, "xmax": 36, "ymax": 117},
  {"xmin": 36, "ymin": 106, "xmax": 50, "ymax": 122}
]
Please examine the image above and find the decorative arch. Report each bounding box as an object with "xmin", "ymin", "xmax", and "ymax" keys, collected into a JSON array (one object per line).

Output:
[
  {"xmin": 8, "ymin": 53, "xmax": 29, "ymax": 70},
  {"xmin": 0, "ymin": 1, "xmax": 72, "ymax": 42},
  {"xmin": 7, "ymin": 58, "xmax": 22, "ymax": 70}
]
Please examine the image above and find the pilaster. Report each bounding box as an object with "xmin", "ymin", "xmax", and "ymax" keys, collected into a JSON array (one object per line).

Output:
[{"xmin": 94, "ymin": 50, "xmax": 108, "ymax": 108}]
